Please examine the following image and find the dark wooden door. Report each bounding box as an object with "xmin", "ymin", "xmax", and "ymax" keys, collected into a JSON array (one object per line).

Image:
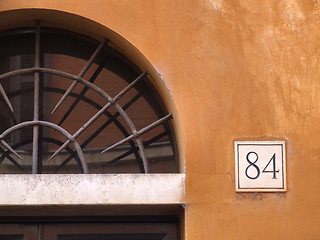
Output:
[
  {"xmin": 0, "ymin": 223, "xmax": 178, "ymax": 240},
  {"xmin": 0, "ymin": 224, "xmax": 38, "ymax": 240}
]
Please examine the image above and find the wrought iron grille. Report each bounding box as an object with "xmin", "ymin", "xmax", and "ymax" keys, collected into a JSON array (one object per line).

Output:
[{"xmin": 0, "ymin": 21, "xmax": 177, "ymax": 174}]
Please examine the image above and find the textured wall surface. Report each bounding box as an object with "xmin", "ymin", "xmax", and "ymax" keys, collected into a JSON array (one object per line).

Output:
[
  {"xmin": 0, "ymin": 174, "xmax": 185, "ymax": 204},
  {"xmin": 0, "ymin": 0, "xmax": 320, "ymax": 239}
]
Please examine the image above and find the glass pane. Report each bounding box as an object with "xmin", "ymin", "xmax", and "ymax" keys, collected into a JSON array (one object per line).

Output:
[{"xmin": 0, "ymin": 27, "xmax": 178, "ymax": 174}]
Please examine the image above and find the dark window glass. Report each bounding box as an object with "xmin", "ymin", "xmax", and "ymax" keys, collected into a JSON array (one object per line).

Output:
[{"xmin": 0, "ymin": 24, "xmax": 178, "ymax": 174}]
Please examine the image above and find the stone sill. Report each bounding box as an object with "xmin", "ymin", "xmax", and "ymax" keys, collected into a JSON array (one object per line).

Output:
[{"xmin": 0, "ymin": 174, "xmax": 185, "ymax": 205}]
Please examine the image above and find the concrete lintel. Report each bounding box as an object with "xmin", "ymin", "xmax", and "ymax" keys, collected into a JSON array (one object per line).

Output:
[{"xmin": 0, "ymin": 174, "xmax": 185, "ymax": 205}]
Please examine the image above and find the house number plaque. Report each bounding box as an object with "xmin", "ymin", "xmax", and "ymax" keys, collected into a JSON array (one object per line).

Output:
[{"xmin": 234, "ymin": 141, "xmax": 286, "ymax": 192}]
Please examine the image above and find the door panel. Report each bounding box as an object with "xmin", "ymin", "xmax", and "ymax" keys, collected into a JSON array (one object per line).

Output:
[
  {"xmin": 0, "ymin": 223, "xmax": 178, "ymax": 240},
  {"xmin": 0, "ymin": 236, "xmax": 23, "ymax": 240},
  {"xmin": 44, "ymin": 223, "xmax": 176, "ymax": 240},
  {"xmin": 0, "ymin": 224, "xmax": 38, "ymax": 240}
]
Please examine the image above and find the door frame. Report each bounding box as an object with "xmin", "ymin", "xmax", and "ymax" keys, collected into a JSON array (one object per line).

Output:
[{"xmin": 0, "ymin": 215, "xmax": 180, "ymax": 240}]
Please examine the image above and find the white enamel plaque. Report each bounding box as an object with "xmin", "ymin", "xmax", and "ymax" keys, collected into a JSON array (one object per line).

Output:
[{"xmin": 234, "ymin": 141, "xmax": 286, "ymax": 192}]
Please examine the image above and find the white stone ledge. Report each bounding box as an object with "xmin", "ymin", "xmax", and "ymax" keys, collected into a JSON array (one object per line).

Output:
[{"xmin": 0, "ymin": 174, "xmax": 185, "ymax": 205}]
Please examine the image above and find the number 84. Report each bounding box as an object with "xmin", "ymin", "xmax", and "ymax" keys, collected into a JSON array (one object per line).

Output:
[{"xmin": 245, "ymin": 152, "xmax": 279, "ymax": 180}]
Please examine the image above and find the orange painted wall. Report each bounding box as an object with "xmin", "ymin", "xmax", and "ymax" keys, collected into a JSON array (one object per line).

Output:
[{"xmin": 1, "ymin": 0, "xmax": 320, "ymax": 239}]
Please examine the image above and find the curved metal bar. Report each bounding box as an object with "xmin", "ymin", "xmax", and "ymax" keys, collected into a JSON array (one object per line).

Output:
[
  {"xmin": 0, "ymin": 26, "xmax": 176, "ymax": 174},
  {"xmin": 0, "ymin": 121, "xmax": 88, "ymax": 173},
  {"xmin": 36, "ymin": 67, "xmax": 149, "ymax": 172},
  {"xmin": 0, "ymin": 67, "xmax": 158, "ymax": 172},
  {"xmin": 48, "ymin": 71, "xmax": 147, "ymax": 161},
  {"xmin": 7, "ymin": 87, "xmax": 144, "ymax": 171},
  {"xmin": 0, "ymin": 121, "xmax": 72, "ymax": 140},
  {"xmin": 51, "ymin": 92, "xmax": 145, "ymax": 172},
  {"xmin": 0, "ymin": 137, "xmax": 79, "ymax": 174},
  {"xmin": 0, "ymin": 68, "xmax": 35, "ymax": 81}
]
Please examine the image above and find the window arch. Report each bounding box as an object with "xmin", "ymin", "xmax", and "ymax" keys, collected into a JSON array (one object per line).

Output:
[{"xmin": 0, "ymin": 20, "xmax": 178, "ymax": 174}]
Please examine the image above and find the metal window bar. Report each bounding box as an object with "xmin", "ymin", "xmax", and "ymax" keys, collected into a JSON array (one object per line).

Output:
[
  {"xmin": 0, "ymin": 137, "xmax": 81, "ymax": 174},
  {"xmin": 47, "ymin": 71, "xmax": 148, "ymax": 161},
  {"xmin": 0, "ymin": 146, "xmax": 26, "ymax": 173},
  {"xmin": 0, "ymin": 98, "xmax": 18, "ymax": 125},
  {"xmin": 57, "ymin": 57, "xmax": 108, "ymax": 126},
  {"xmin": 104, "ymin": 131, "xmax": 169, "ymax": 169},
  {"xmin": 0, "ymin": 21, "xmax": 174, "ymax": 174},
  {"xmin": 51, "ymin": 38, "xmax": 109, "ymax": 114},
  {"xmin": 0, "ymin": 120, "xmax": 88, "ymax": 173},
  {"xmin": 6, "ymin": 87, "xmax": 145, "ymax": 173},
  {"xmin": 52, "ymin": 91, "xmax": 144, "ymax": 173},
  {"xmin": 32, "ymin": 20, "xmax": 40, "ymax": 174},
  {"xmin": 101, "ymin": 114, "xmax": 173, "ymax": 153},
  {"xmin": 0, "ymin": 84, "xmax": 14, "ymax": 112}
]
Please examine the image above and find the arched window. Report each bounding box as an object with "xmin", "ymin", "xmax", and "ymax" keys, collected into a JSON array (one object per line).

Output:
[{"xmin": 0, "ymin": 21, "xmax": 178, "ymax": 174}]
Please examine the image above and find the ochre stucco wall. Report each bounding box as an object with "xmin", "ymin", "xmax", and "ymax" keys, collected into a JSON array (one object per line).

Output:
[{"xmin": 1, "ymin": 0, "xmax": 320, "ymax": 239}]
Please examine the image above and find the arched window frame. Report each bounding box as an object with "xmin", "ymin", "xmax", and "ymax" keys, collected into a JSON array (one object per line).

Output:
[
  {"xmin": 0, "ymin": 17, "xmax": 185, "ymax": 207},
  {"xmin": 0, "ymin": 20, "xmax": 179, "ymax": 174}
]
